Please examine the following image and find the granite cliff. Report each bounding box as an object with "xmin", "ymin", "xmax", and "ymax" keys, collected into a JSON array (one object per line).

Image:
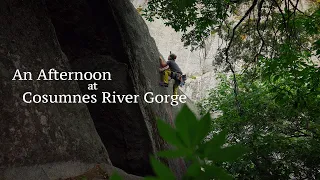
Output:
[{"xmin": 0, "ymin": 0, "xmax": 187, "ymax": 179}]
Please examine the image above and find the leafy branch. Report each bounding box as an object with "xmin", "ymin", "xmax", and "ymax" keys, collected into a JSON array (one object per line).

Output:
[{"xmin": 146, "ymin": 105, "xmax": 247, "ymax": 180}]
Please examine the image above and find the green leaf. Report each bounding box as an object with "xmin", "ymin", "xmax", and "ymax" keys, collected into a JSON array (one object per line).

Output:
[
  {"xmin": 273, "ymin": 75, "xmax": 280, "ymax": 82},
  {"xmin": 195, "ymin": 113, "xmax": 211, "ymax": 145},
  {"xmin": 207, "ymin": 144, "xmax": 247, "ymax": 162},
  {"xmin": 185, "ymin": 163, "xmax": 201, "ymax": 178},
  {"xmin": 174, "ymin": 0, "xmax": 196, "ymax": 9},
  {"xmin": 110, "ymin": 173, "xmax": 123, "ymax": 180},
  {"xmin": 157, "ymin": 149, "xmax": 189, "ymax": 158},
  {"xmin": 150, "ymin": 157, "xmax": 175, "ymax": 180},
  {"xmin": 157, "ymin": 119, "xmax": 183, "ymax": 147},
  {"xmin": 200, "ymin": 165, "xmax": 233, "ymax": 180},
  {"xmin": 175, "ymin": 105, "xmax": 198, "ymax": 148},
  {"xmin": 203, "ymin": 131, "xmax": 227, "ymax": 156},
  {"xmin": 80, "ymin": 176, "xmax": 87, "ymax": 180}
]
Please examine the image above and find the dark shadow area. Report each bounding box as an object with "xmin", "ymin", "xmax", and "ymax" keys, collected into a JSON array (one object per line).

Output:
[{"xmin": 45, "ymin": 0, "xmax": 154, "ymax": 176}]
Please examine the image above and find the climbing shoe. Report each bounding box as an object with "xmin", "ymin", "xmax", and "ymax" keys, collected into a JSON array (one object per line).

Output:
[{"xmin": 159, "ymin": 82, "xmax": 169, "ymax": 87}]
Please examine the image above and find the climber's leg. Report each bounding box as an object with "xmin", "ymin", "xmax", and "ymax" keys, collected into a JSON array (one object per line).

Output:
[
  {"xmin": 173, "ymin": 81, "xmax": 179, "ymax": 96},
  {"xmin": 163, "ymin": 69, "xmax": 171, "ymax": 84},
  {"xmin": 160, "ymin": 69, "xmax": 170, "ymax": 87},
  {"xmin": 171, "ymin": 72, "xmax": 181, "ymax": 96}
]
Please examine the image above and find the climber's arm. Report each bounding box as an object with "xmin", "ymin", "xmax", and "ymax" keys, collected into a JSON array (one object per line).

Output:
[{"xmin": 159, "ymin": 56, "xmax": 167, "ymax": 67}]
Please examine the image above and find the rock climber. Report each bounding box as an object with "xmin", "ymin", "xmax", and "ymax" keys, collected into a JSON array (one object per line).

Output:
[{"xmin": 159, "ymin": 53, "xmax": 184, "ymax": 96}]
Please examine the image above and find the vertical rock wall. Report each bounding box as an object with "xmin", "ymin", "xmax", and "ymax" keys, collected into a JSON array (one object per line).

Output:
[
  {"xmin": 107, "ymin": 1, "xmax": 187, "ymax": 178},
  {"xmin": 0, "ymin": 0, "xmax": 109, "ymax": 169},
  {"xmin": 46, "ymin": 0, "xmax": 187, "ymax": 177},
  {"xmin": 0, "ymin": 0, "xmax": 187, "ymax": 178}
]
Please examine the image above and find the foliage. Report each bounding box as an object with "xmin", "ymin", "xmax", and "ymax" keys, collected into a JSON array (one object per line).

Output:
[
  {"xmin": 112, "ymin": 106, "xmax": 247, "ymax": 180},
  {"xmin": 198, "ymin": 70, "xmax": 320, "ymax": 179},
  {"xmin": 143, "ymin": 0, "xmax": 320, "ymax": 71},
  {"xmin": 143, "ymin": 0, "xmax": 320, "ymax": 179},
  {"xmin": 143, "ymin": 0, "xmax": 230, "ymax": 48},
  {"xmin": 145, "ymin": 105, "xmax": 247, "ymax": 180},
  {"xmin": 110, "ymin": 173, "xmax": 123, "ymax": 180}
]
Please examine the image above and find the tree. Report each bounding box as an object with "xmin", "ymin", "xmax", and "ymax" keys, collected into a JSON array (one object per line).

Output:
[
  {"xmin": 144, "ymin": 0, "xmax": 320, "ymax": 179},
  {"xmin": 198, "ymin": 73, "xmax": 320, "ymax": 179},
  {"xmin": 143, "ymin": 0, "xmax": 320, "ymax": 112},
  {"xmin": 143, "ymin": 0, "xmax": 319, "ymax": 64}
]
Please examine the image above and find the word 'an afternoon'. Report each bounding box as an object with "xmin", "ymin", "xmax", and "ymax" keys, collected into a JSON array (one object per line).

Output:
[
  {"xmin": 22, "ymin": 92, "xmax": 187, "ymax": 106},
  {"xmin": 12, "ymin": 69, "xmax": 112, "ymax": 81}
]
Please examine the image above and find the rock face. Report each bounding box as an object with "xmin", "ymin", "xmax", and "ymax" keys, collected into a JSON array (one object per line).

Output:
[
  {"xmin": 71, "ymin": 55, "xmax": 154, "ymax": 176},
  {"xmin": 131, "ymin": 0, "xmax": 221, "ymax": 101},
  {"xmin": 0, "ymin": 0, "xmax": 186, "ymax": 179},
  {"xmin": 106, "ymin": 1, "xmax": 187, "ymax": 177},
  {"xmin": 1, "ymin": 161, "xmax": 142, "ymax": 180},
  {"xmin": 0, "ymin": 0, "xmax": 109, "ymax": 172},
  {"xmin": 45, "ymin": 0, "xmax": 187, "ymax": 177},
  {"xmin": 1, "ymin": 0, "xmax": 187, "ymax": 179}
]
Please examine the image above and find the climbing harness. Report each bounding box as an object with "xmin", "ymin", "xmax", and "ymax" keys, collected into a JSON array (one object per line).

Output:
[{"xmin": 170, "ymin": 72, "xmax": 187, "ymax": 87}]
